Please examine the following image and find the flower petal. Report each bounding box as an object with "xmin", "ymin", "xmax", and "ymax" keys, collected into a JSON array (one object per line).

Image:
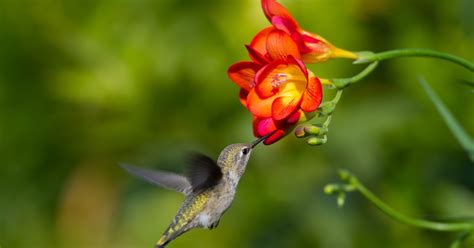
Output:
[
  {"xmin": 271, "ymin": 16, "xmax": 299, "ymax": 36},
  {"xmin": 227, "ymin": 62, "xmax": 260, "ymax": 91},
  {"xmin": 286, "ymin": 110, "xmax": 302, "ymax": 124},
  {"xmin": 261, "ymin": 0, "xmax": 295, "ymax": 24},
  {"xmin": 301, "ymin": 77, "xmax": 323, "ymax": 112},
  {"xmin": 263, "ymin": 130, "xmax": 285, "ymax": 145},
  {"xmin": 248, "ymin": 27, "xmax": 273, "ymax": 59},
  {"xmin": 253, "ymin": 117, "xmax": 276, "ymax": 137},
  {"xmin": 256, "ymin": 59, "xmax": 308, "ymax": 99},
  {"xmin": 286, "ymin": 55, "xmax": 308, "ymax": 80},
  {"xmin": 245, "ymin": 45, "xmax": 270, "ymax": 65},
  {"xmin": 247, "ymin": 89, "xmax": 278, "ymax": 118},
  {"xmin": 252, "ymin": 117, "xmax": 285, "ymax": 145},
  {"xmin": 271, "ymin": 96, "xmax": 301, "ymax": 121},
  {"xmin": 266, "ymin": 29, "xmax": 301, "ymax": 61},
  {"xmin": 254, "ymin": 59, "xmax": 286, "ymax": 98},
  {"xmin": 239, "ymin": 88, "xmax": 249, "ymax": 107}
]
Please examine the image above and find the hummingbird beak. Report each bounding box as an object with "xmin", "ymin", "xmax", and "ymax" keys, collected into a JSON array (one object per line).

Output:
[{"xmin": 250, "ymin": 130, "xmax": 276, "ymax": 148}]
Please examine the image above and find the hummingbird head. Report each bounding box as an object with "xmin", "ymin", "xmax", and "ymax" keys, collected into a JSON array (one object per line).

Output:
[{"xmin": 217, "ymin": 132, "xmax": 275, "ymax": 183}]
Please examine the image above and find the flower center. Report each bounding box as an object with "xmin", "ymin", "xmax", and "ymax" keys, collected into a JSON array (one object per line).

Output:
[
  {"xmin": 271, "ymin": 73, "xmax": 287, "ymax": 89},
  {"xmin": 249, "ymin": 79, "xmax": 256, "ymax": 88}
]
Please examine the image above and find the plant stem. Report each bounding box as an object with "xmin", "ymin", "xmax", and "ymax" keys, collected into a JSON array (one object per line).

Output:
[
  {"xmin": 355, "ymin": 49, "xmax": 474, "ymax": 72},
  {"xmin": 331, "ymin": 62, "xmax": 379, "ymax": 89},
  {"xmin": 331, "ymin": 170, "xmax": 474, "ymax": 232},
  {"xmin": 354, "ymin": 179, "xmax": 474, "ymax": 231},
  {"xmin": 332, "ymin": 90, "xmax": 343, "ymax": 103}
]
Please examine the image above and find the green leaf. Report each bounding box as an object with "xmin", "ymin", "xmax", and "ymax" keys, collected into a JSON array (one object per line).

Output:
[
  {"xmin": 449, "ymin": 231, "xmax": 471, "ymax": 248},
  {"xmin": 418, "ymin": 76, "xmax": 474, "ymax": 162}
]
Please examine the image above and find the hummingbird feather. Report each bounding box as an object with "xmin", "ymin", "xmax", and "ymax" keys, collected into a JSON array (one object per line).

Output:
[
  {"xmin": 186, "ymin": 153, "xmax": 223, "ymax": 193},
  {"xmin": 120, "ymin": 164, "xmax": 191, "ymax": 195},
  {"xmin": 121, "ymin": 136, "xmax": 272, "ymax": 248}
]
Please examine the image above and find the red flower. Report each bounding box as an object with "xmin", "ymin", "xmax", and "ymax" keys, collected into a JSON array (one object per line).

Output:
[
  {"xmin": 228, "ymin": 44, "xmax": 322, "ymax": 144},
  {"xmin": 255, "ymin": 0, "xmax": 357, "ymax": 63},
  {"xmin": 227, "ymin": 0, "xmax": 352, "ymax": 144}
]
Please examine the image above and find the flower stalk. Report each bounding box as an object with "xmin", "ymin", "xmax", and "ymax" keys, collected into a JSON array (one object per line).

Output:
[
  {"xmin": 354, "ymin": 49, "xmax": 474, "ymax": 72},
  {"xmin": 329, "ymin": 62, "xmax": 379, "ymax": 89},
  {"xmin": 325, "ymin": 170, "xmax": 474, "ymax": 232}
]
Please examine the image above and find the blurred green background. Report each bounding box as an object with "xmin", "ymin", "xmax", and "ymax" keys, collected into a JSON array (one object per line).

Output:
[{"xmin": 0, "ymin": 0, "xmax": 473, "ymax": 247}]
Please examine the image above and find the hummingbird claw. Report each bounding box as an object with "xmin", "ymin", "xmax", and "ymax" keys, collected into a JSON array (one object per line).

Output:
[{"xmin": 209, "ymin": 220, "xmax": 220, "ymax": 230}]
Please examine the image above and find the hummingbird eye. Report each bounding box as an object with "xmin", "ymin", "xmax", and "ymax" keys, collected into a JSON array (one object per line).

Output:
[{"xmin": 242, "ymin": 147, "xmax": 250, "ymax": 155}]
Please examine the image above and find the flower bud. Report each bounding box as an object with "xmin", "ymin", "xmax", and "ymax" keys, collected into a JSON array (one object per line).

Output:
[
  {"xmin": 307, "ymin": 136, "xmax": 327, "ymax": 146},
  {"xmin": 294, "ymin": 126, "xmax": 306, "ymax": 138},
  {"xmin": 303, "ymin": 125, "xmax": 321, "ymax": 135}
]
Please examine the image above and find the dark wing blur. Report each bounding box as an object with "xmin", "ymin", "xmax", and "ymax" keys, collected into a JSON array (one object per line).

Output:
[
  {"xmin": 186, "ymin": 153, "xmax": 223, "ymax": 193},
  {"xmin": 120, "ymin": 164, "xmax": 191, "ymax": 195}
]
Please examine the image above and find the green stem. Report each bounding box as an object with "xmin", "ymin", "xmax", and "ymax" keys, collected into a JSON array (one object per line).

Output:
[
  {"xmin": 450, "ymin": 231, "xmax": 472, "ymax": 248},
  {"xmin": 332, "ymin": 90, "xmax": 343, "ymax": 103},
  {"xmin": 355, "ymin": 49, "xmax": 474, "ymax": 72},
  {"xmin": 331, "ymin": 62, "xmax": 379, "ymax": 89},
  {"xmin": 354, "ymin": 179, "xmax": 473, "ymax": 231},
  {"xmin": 332, "ymin": 170, "xmax": 474, "ymax": 232}
]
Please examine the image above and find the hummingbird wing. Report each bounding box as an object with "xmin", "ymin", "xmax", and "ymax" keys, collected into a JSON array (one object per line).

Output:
[
  {"xmin": 186, "ymin": 153, "xmax": 223, "ymax": 193},
  {"xmin": 120, "ymin": 164, "xmax": 191, "ymax": 195}
]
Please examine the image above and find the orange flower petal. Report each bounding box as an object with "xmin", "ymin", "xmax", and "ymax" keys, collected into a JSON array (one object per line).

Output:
[
  {"xmin": 286, "ymin": 55, "xmax": 308, "ymax": 80},
  {"xmin": 249, "ymin": 27, "xmax": 273, "ymax": 57},
  {"xmin": 227, "ymin": 62, "xmax": 260, "ymax": 91},
  {"xmin": 301, "ymin": 77, "xmax": 323, "ymax": 112},
  {"xmin": 256, "ymin": 59, "xmax": 308, "ymax": 99},
  {"xmin": 266, "ymin": 29, "xmax": 301, "ymax": 61},
  {"xmin": 239, "ymin": 89, "xmax": 249, "ymax": 107},
  {"xmin": 247, "ymin": 89, "xmax": 278, "ymax": 118},
  {"xmin": 245, "ymin": 45, "xmax": 270, "ymax": 65},
  {"xmin": 255, "ymin": 60, "xmax": 286, "ymax": 98},
  {"xmin": 271, "ymin": 96, "xmax": 301, "ymax": 121},
  {"xmin": 252, "ymin": 116, "xmax": 260, "ymax": 137}
]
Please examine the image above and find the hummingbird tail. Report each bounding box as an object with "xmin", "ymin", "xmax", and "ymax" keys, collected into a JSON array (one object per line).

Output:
[
  {"xmin": 155, "ymin": 223, "xmax": 192, "ymax": 248},
  {"xmin": 155, "ymin": 234, "xmax": 170, "ymax": 248},
  {"xmin": 155, "ymin": 239, "xmax": 169, "ymax": 248},
  {"xmin": 155, "ymin": 227, "xmax": 182, "ymax": 248}
]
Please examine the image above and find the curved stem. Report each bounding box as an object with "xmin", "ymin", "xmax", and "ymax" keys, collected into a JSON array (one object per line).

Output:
[
  {"xmin": 328, "ymin": 170, "xmax": 474, "ymax": 232},
  {"xmin": 354, "ymin": 178, "xmax": 474, "ymax": 231},
  {"xmin": 330, "ymin": 62, "xmax": 379, "ymax": 89},
  {"xmin": 354, "ymin": 49, "xmax": 474, "ymax": 72},
  {"xmin": 332, "ymin": 89, "xmax": 343, "ymax": 103}
]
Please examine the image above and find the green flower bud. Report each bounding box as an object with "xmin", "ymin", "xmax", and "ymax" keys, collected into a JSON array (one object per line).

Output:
[
  {"xmin": 324, "ymin": 184, "xmax": 337, "ymax": 194},
  {"xmin": 303, "ymin": 125, "xmax": 321, "ymax": 135},
  {"xmin": 337, "ymin": 192, "xmax": 346, "ymax": 208},
  {"xmin": 307, "ymin": 136, "xmax": 327, "ymax": 146}
]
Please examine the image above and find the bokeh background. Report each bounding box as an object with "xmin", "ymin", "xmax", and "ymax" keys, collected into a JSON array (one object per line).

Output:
[{"xmin": 0, "ymin": 0, "xmax": 473, "ymax": 247}]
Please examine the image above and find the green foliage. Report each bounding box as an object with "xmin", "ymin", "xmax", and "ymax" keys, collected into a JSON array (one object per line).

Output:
[{"xmin": 418, "ymin": 76, "xmax": 474, "ymax": 162}]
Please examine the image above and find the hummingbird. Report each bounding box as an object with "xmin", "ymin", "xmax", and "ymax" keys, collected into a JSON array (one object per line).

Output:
[{"xmin": 120, "ymin": 132, "xmax": 274, "ymax": 248}]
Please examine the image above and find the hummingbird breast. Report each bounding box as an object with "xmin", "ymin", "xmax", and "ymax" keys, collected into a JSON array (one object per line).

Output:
[{"xmin": 194, "ymin": 183, "xmax": 236, "ymax": 228}]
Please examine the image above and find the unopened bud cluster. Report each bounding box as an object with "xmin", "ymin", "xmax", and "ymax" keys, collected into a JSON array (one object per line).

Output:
[{"xmin": 294, "ymin": 124, "xmax": 328, "ymax": 146}]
